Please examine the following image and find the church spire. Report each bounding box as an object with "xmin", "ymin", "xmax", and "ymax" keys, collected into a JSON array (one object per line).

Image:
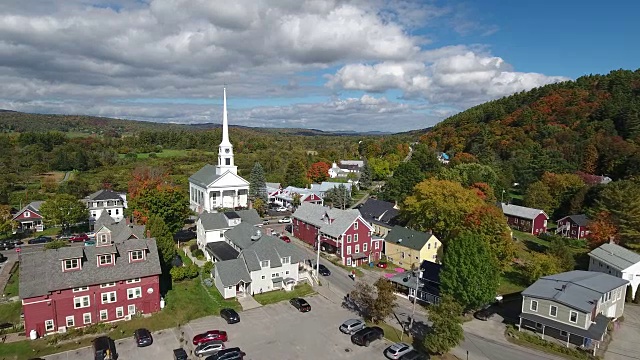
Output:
[
  {"xmin": 221, "ymin": 87, "xmax": 231, "ymax": 146},
  {"xmin": 216, "ymin": 86, "xmax": 236, "ymax": 175}
]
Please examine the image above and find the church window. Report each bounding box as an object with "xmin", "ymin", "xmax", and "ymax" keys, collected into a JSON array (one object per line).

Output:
[{"xmin": 225, "ymin": 158, "xmax": 231, "ymax": 165}]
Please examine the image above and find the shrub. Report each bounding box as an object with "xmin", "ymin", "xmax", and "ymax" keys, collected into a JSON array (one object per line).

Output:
[
  {"xmin": 170, "ymin": 266, "xmax": 186, "ymax": 281},
  {"xmin": 148, "ymin": 153, "xmax": 157, "ymax": 158},
  {"xmin": 189, "ymin": 243, "xmax": 198, "ymax": 252},
  {"xmin": 192, "ymin": 249, "xmax": 205, "ymax": 260},
  {"xmin": 634, "ymin": 291, "xmax": 640, "ymax": 304},
  {"xmin": 184, "ymin": 263, "xmax": 199, "ymax": 279},
  {"xmin": 202, "ymin": 261, "xmax": 214, "ymax": 275},
  {"xmin": 45, "ymin": 240, "xmax": 68, "ymax": 249},
  {"xmin": 506, "ymin": 325, "xmax": 597, "ymax": 360}
]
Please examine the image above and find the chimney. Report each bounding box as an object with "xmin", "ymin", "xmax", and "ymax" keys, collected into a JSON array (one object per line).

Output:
[
  {"xmin": 146, "ymin": 230, "xmax": 151, "ymax": 238},
  {"xmin": 609, "ymin": 236, "xmax": 615, "ymax": 244}
]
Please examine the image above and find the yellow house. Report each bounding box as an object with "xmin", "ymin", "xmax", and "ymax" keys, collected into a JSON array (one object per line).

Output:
[{"xmin": 384, "ymin": 225, "xmax": 442, "ymax": 270}]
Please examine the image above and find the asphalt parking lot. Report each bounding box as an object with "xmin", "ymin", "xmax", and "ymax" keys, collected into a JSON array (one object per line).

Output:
[{"xmin": 44, "ymin": 295, "xmax": 391, "ymax": 360}]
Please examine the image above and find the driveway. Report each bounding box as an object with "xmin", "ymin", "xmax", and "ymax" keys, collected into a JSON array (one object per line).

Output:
[{"xmin": 605, "ymin": 304, "xmax": 640, "ymax": 360}]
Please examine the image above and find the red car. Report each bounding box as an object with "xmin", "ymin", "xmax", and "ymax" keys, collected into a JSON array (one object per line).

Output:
[
  {"xmin": 69, "ymin": 233, "xmax": 89, "ymax": 243},
  {"xmin": 192, "ymin": 330, "xmax": 228, "ymax": 345},
  {"xmin": 377, "ymin": 262, "xmax": 388, "ymax": 269},
  {"xmin": 280, "ymin": 235, "xmax": 291, "ymax": 243}
]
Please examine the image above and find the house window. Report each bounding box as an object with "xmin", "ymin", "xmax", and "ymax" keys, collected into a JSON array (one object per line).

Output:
[
  {"xmin": 126, "ymin": 278, "xmax": 141, "ymax": 284},
  {"xmin": 83, "ymin": 313, "xmax": 92, "ymax": 325},
  {"xmin": 569, "ymin": 311, "xmax": 578, "ymax": 323},
  {"xmin": 45, "ymin": 320, "xmax": 55, "ymax": 332},
  {"xmin": 127, "ymin": 287, "xmax": 142, "ymax": 299},
  {"xmin": 24, "ymin": 211, "xmax": 30, "ymax": 217},
  {"xmin": 354, "ymin": 234, "xmax": 358, "ymax": 242},
  {"xmin": 128, "ymin": 304, "xmax": 136, "ymax": 315},
  {"xmin": 99, "ymin": 254, "xmax": 113, "ymax": 266},
  {"xmin": 285, "ymin": 271, "xmax": 290, "ymax": 275},
  {"xmin": 261, "ymin": 260, "xmax": 270, "ymax": 268},
  {"xmin": 101, "ymin": 291, "xmax": 117, "ymax": 304},
  {"xmin": 116, "ymin": 307, "xmax": 124, "ymax": 318},
  {"xmin": 74, "ymin": 296, "xmax": 90, "ymax": 309},
  {"xmin": 617, "ymin": 287, "xmax": 623, "ymax": 300},
  {"xmin": 99, "ymin": 234, "xmax": 108, "ymax": 244},
  {"xmin": 375, "ymin": 241, "xmax": 379, "ymax": 249},
  {"xmin": 347, "ymin": 246, "xmax": 351, "ymax": 255},
  {"xmin": 100, "ymin": 282, "xmax": 116, "ymax": 288},
  {"xmin": 549, "ymin": 305, "xmax": 557, "ymax": 317},
  {"xmin": 115, "ymin": 209, "xmax": 119, "ymax": 215},
  {"xmin": 66, "ymin": 316, "xmax": 75, "ymax": 327},
  {"xmin": 100, "ymin": 310, "xmax": 108, "ymax": 321},
  {"xmin": 427, "ymin": 243, "xmax": 431, "ymax": 249},
  {"xmin": 281, "ymin": 257, "xmax": 290, "ymax": 264},
  {"xmin": 219, "ymin": 233, "xmax": 224, "ymax": 238},
  {"xmin": 261, "ymin": 275, "xmax": 266, "ymax": 280},
  {"xmin": 347, "ymin": 235, "xmax": 351, "ymax": 243},
  {"xmin": 64, "ymin": 258, "xmax": 80, "ymax": 271},
  {"xmin": 72, "ymin": 286, "xmax": 89, "ymax": 292},
  {"xmin": 354, "ymin": 222, "xmax": 358, "ymax": 230},
  {"xmin": 535, "ymin": 322, "xmax": 542, "ymax": 329},
  {"xmin": 271, "ymin": 273, "xmax": 280, "ymax": 278},
  {"xmin": 530, "ymin": 300, "xmax": 538, "ymax": 312},
  {"xmin": 401, "ymin": 252, "xmax": 405, "ymax": 259},
  {"xmin": 355, "ymin": 244, "xmax": 360, "ymax": 253},
  {"xmin": 346, "ymin": 258, "xmax": 352, "ymax": 266},
  {"xmin": 560, "ymin": 330, "xmax": 568, "ymax": 337},
  {"xmin": 130, "ymin": 250, "xmax": 144, "ymax": 262},
  {"xmin": 363, "ymin": 243, "xmax": 367, "ymax": 252}
]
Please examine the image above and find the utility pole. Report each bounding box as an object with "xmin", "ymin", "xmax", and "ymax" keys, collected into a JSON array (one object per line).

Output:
[
  {"xmin": 401, "ymin": 269, "xmax": 421, "ymax": 341},
  {"xmin": 315, "ymin": 233, "xmax": 321, "ymax": 281}
]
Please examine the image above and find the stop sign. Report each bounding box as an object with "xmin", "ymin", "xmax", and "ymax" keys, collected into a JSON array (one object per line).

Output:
[{"xmin": 15, "ymin": 247, "xmax": 21, "ymax": 253}]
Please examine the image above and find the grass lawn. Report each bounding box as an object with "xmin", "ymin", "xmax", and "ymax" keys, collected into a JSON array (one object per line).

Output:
[
  {"xmin": 253, "ymin": 283, "xmax": 315, "ymax": 306},
  {"xmin": 368, "ymin": 321, "xmax": 413, "ymax": 344},
  {"xmin": 3, "ymin": 263, "xmax": 19, "ymax": 297},
  {"xmin": 0, "ymin": 301, "xmax": 21, "ymax": 325}
]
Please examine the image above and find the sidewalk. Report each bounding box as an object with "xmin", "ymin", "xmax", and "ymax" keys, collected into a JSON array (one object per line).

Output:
[{"xmin": 182, "ymin": 247, "xmax": 207, "ymax": 267}]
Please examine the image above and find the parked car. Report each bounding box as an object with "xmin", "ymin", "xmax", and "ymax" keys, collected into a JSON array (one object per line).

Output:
[
  {"xmin": 339, "ymin": 319, "xmax": 365, "ymax": 334},
  {"xmin": 10, "ymin": 239, "xmax": 23, "ymax": 246},
  {"xmin": 86, "ymin": 232, "xmax": 96, "ymax": 239},
  {"xmin": 289, "ymin": 298, "xmax": 311, "ymax": 312},
  {"xmin": 0, "ymin": 241, "xmax": 15, "ymax": 250},
  {"xmin": 133, "ymin": 328, "xmax": 153, "ymax": 347},
  {"xmin": 205, "ymin": 347, "xmax": 245, "ymax": 360},
  {"xmin": 220, "ymin": 308, "xmax": 240, "ymax": 324},
  {"xmin": 399, "ymin": 350, "xmax": 428, "ymax": 360},
  {"xmin": 278, "ymin": 216, "xmax": 291, "ymax": 223},
  {"xmin": 28, "ymin": 236, "xmax": 52, "ymax": 244},
  {"xmin": 280, "ymin": 235, "xmax": 291, "ymax": 243},
  {"xmin": 93, "ymin": 336, "xmax": 117, "ymax": 360},
  {"xmin": 262, "ymin": 219, "xmax": 269, "ymax": 225},
  {"xmin": 276, "ymin": 206, "xmax": 288, "ymax": 212},
  {"xmin": 192, "ymin": 330, "xmax": 228, "ymax": 345},
  {"xmin": 377, "ymin": 262, "xmax": 388, "ymax": 269},
  {"xmin": 474, "ymin": 303, "xmax": 495, "ymax": 321},
  {"xmin": 56, "ymin": 234, "xmax": 72, "ymax": 241},
  {"xmin": 194, "ymin": 340, "xmax": 225, "ymax": 357},
  {"xmin": 84, "ymin": 240, "xmax": 96, "ymax": 247},
  {"xmin": 0, "ymin": 253, "xmax": 7, "ymax": 264},
  {"xmin": 69, "ymin": 233, "xmax": 89, "ymax": 243},
  {"xmin": 350, "ymin": 326, "xmax": 384, "ymax": 347},
  {"xmin": 314, "ymin": 264, "xmax": 331, "ymax": 276},
  {"xmin": 384, "ymin": 342, "xmax": 414, "ymax": 359},
  {"xmin": 173, "ymin": 348, "xmax": 189, "ymax": 360}
]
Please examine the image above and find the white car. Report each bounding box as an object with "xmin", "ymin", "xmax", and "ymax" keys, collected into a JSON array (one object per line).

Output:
[
  {"xmin": 276, "ymin": 206, "xmax": 288, "ymax": 212},
  {"xmin": 86, "ymin": 232, "xmax": 96, "ymax": 239},
  {"xmin": 384, "ymin": 342, "xmax": 414, "ymax": 359},
  {"xmin": 278, "ymin": 217, "xmax": 292, "ymax": 224}
]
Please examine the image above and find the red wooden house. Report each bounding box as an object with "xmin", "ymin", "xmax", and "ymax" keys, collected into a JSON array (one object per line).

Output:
[
  {"xmin": 292, "ymin": 203, "xmax": 383, "ymax": 266},
  {"xmin": 19, "ymin": 216, "xmax": 161, "ymax": 338},
  {"xmin": 556, "ymin": 214, "xmax": 590, "ymax": 239},
  {"xmin": 12, "ymin": 201, "xmax": 45, "ymax": 233},
  {"xmin": 500, "ymin": 203, "xmax": 548, "ymax": 235}
]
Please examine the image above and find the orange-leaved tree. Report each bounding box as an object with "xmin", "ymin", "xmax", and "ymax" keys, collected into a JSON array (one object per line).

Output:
[
  {"xmin": 307, "ymin": 161, "xmax": 331, "ymax": 183},
  {"xmin": 587, "ymin": 211, "xmax": 618, "ymax": 249}
]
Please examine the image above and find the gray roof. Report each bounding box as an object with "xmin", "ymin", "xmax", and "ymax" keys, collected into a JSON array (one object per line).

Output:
[
  {"xmin": 189, "ymin": 164, "xmax": 221, "ymax": 188},
  {"xmin": 522, "ymin": 271, "xmax": 629, "ymax": 313},
  {"xmin": 239, "ymin": 235, "xmax": 307, "ymax": 272},
  {"xmin": 95, "ymin": 220, "xmax": 147, "ymax": 244},
  {"xmin": 20, "ymin": 239, "xmax": 162, "ymax": 298},
  {"xmin": 214, "ymin": 258, "xmax": 251, "ymax": 287},
  {"xmin": 13, "ymin": 201, "xmax": 44, "ymax": 220},
  {"xmin": 235, "ymin": 209, "xmax": 261, "ymax": 226},
  {"xmin": 357, "ymin": 198, "xmax": 399, "ymax": 228},
  {"xmin": 589, "ymin": 243, "xmax": 640, "ymax": 271},
  {"xmin": 500, "ymin": 203, "xmax": 547, "ymax": 220},
  {"xmin": 199, "ymin": 209, "xmax": 261, "ymax": 231},
  {"xmin": 559, "ymin": 214, "xmax": 589, "ymax": 227},
  {"xmin": 56, "ymin": 246, "xmax": 85, "ymax": 260},
  {"xmin": 85, "ymin": 189, "xmax": 125, "ymax": 201},
  {"xmin": 385, "ymin": 226, "xmax": 438, "ymax": 251},
  {"xmin": 225, "ymin": 222, "xmax": 263, "ymax": 250},
  {"xmin": 265, "ymin": 182, "xmax": 281, "ymax": 190},
  {"xmin": 292, "ymin": 203, "xmax": 363, "ymax": 238},
  {"xmin": 310, "ymin": 182, "xmax": 353, "ymax": 194}
]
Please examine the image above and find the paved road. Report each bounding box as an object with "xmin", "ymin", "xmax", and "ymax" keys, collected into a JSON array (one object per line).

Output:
[{"xmin": 605, "ymin": 304, "xmax": 640, "ymax": 360}]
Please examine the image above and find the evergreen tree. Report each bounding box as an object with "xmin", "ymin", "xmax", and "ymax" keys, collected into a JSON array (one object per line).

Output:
[
  {"xmin": 423, "ymin": 294, "xmax": 464, "ymax": 355},
  {"xmin": 439, "ymin": 231, "xmax": 500, "ymax": 311},
  {"xmin": 147, "ymin": 214, "xmax": 176, "ymax": 269},
  {"xmin": 325, "ymin": 184, "xmax": 352, "ymax": 209},
  {"xmin": 359, "ymin": 161, "xmax": 372, "ymax": 189},
  {"xmin": 284, "ymin": 158, "xmax": 308, "ymax": 188},
  {"xmin": 249, "ymin": 162, "xmax": 267, "ymax": 202}
]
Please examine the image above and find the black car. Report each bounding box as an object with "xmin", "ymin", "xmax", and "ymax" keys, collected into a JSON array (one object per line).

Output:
[
  {"xmin": 173, "ymin": 348, "xmax": 188, "ymax": 360},
  {"xmin": 289, "ymin": 298, "xmax": 311, "ymax": 312},
  {"xmin": 314, "ymin": 264, "xmax": 331, "ymax": 276},
  {"xmin": 220, "ymin": 308, "xmax": 240, "ymax": 324},
  {"xmin": 0, "ymin": 253, "xmax": 7, "ymax": 263},
  {"xmin": 93, "ymin": 336, "xmax": 117, "ymax": 360},
  {"xmin": 10, "ymin": 239, "xmax": 23, "ymax": 246},
  {"xmin": 133, "ymin": 328, "xmax": 153, "ymax": 347},
  {"xmin": 399, "ymin": 350, "xmax": 428, "ymax": 360},
  {"xmin": 473, "ymin": 304, "xmax": 495, "ymax": 321},
  {"xmin": 28, "ymin": 236, "xmax": 52, "ymax": 244},
  {"xmin": 0, "ymin": 241, "xmax": 15, "ymax": 250},
  {"xmin": 205, "ymin": 347, "xmax": 245, "ymax": 360},
  {"xmin": 351, "ymin": 326, "xmax": 384, "ymax": 347}
]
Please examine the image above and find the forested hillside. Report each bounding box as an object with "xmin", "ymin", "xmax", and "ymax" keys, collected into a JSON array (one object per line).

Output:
[{"xmin": 421, "ymin": 69, "xmax": 640, "ymax": 183}]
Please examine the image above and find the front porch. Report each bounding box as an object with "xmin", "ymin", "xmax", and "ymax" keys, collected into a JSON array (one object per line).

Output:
[{"xmin": 209, "ymin": 188, "xmax": 248, "ymax": 209}]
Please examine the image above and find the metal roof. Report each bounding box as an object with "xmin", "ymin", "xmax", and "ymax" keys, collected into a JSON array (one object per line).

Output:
[
  {"xmin": 589, "ymin": 243, "xmax": 640, "ymax": 271},
  {"xmin": 500, "ymin": 203, "xmax": 547, "ymax": 220}
]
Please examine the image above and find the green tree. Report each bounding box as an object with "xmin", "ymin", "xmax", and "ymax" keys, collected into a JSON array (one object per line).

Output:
[
  {"xmin": 439, "ymin": 232, "xmax": 500, "ymax": 311},
  {"xmin": 371, "ymin": 278, "xmax": 396, "ymax": 324},
  {"xmin": 547, "ymin": 237, "xmax": 575, "ymax": 272},
  {"xmin": 523, "ymin": 252, "xmax": 562, "ymax": 285},
  {"xmin": 350, "ymin": 282, "xmax": 376, "ymax": 321},
  {"xmin": 147, "ymin": 214, "xmax": 176, "ymax": 268},
  {"xmin": 381, "ymin": 161, "xmax": 424, "ymax": 203},
  {"xmin": 438, "ymin": 163, "xmax": 499, "ymax": 190},
  {"xmin": 325, "ymin": 184, "xmax": 352, "ymax": 209},
  {"xmin": 368, "ymin": 157, "xmax": 391, "ymax": 180},
  {"xmin": 523, "ymin": 181, "xmax": 554, "ymax": 215},
  {"xmin": 39, "ymin": 194, "xmax": 89, "ymax": 229},
  {"xmin": 409, "ymin": 144, "xmax": 442, "ymax": 174},
  {"xmin": 252, "ymin": 197, "xmax": 267, "ymax": 217},
  {"xmin": 359, "ymin": 161, "xmax": 373, "ymax": 189},
  {"xmin": 284, "ymin": 158, "xmax": 308, "ymax": 188},
  {"xmin": 591, "ymin": 180, "xmax": 640, "ymax": 244},
  {"xmin": 249, "ymin": 162, "xmax": 267, "ymax": 202},
  {"xmin": 0, "ymin": 205, "xmax": 12, "ymax": 237},
  {"xmin": 423, "ymin": 294, "xmax": 464, "ymax": 355},
  {"xmin": 464, "ymin": 205, "xmax": 516, "ymax": 271},
  {"xmin": 45, "ymin": 240, "xmax": 68, "ymax": 249}
]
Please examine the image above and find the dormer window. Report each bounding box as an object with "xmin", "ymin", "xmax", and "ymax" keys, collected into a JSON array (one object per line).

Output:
[
  {"xmin": 130, "ymin": 250, "xmax": 144, "ymax": 262},
  {"xmin": 63, "ymin": 258, "xmax": 80, "ymax": 271},
  {"xmin": 260, "ymin": 260, "xmax": 270, "ymax": 268},
  {"xmin": 281, "ymin": 257, "xmax": 291, "ymax": 264},
  {"xmin": 98, "ymin": 254, "xmax": 113, "ymax": 266},
  {"xmin": 98, "ymin": 233, "xmax": 109, "ymax": 245}
]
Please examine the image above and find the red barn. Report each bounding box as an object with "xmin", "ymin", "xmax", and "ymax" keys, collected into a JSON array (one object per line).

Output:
[
  {"xmin": 556, "ymin": 214, "xmax": 590, "ymax": 239},
  {"xmin": 19, "ymin": 215, "xmax": 161, "ymax": 338},
  {"xmin": 500, "ymin": 203, "xmax": 548, "ymax": 235},
  {"xmin": 292, "ymin": 203, "xmax": 383, "ymax": 266}
]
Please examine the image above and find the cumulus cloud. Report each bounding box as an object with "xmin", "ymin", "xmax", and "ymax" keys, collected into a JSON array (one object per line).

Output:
[{"xmin": 0, "ymin": 0, "xmax": 568, "ymax": 131}]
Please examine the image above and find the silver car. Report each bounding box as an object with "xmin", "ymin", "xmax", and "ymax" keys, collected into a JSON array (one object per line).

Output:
[
  {"xmin": 339, "ymin": 319, "xmax": 365, "ymax": 334},
  {"xmin": 194, "ymin": 340, "xmax": 225, "ymax": 357},
  {"xmin": 384, "ymin": 342, "xmax": 414, "ymax": 359}
]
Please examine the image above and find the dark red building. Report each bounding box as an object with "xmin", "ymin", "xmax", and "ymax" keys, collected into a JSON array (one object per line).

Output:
[
  {"xmin": 292, "ymin": 203, "xmax": 383, "ymax": 266},
  {"xmin": 500, "ymin": 203, "xmax": 548, "ymax": 235},
  {"xmin": 556, "ymin": 214, "xmax": 590, "ymax": 239},
  {"xmin": 12, "ymin": 201, "xmax": 45, "ymax": 233},
  {"xmin": 19, "ymin": 215, "xmax": 161, "ymax": 338}
]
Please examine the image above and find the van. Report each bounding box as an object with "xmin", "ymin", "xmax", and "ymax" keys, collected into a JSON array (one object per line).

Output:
[{"xmin": 93, "ymin": 336, "xmax": 117, "ymax": 360}]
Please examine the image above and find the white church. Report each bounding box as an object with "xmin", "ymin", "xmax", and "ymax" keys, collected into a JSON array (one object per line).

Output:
[{"xmin": 189, "ymin": 88, "xmax": 250, "ymax": 213}]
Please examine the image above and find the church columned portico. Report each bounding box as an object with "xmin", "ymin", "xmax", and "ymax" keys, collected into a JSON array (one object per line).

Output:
[{"xmin": 208, "ymin": 188, "xmax": 249, "ymax": 209}]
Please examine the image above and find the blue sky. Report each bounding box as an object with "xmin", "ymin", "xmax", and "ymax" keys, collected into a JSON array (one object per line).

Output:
[{"xmin": 0, "ymin": 0, "xmax": 636, "ymax": 132}]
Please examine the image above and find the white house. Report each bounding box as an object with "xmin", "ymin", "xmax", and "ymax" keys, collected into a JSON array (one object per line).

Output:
[
  {"xmin": 328, "ymin": 160, "xmax": 363, "ymax": 178},
  {"xmin": 212, "ymin": 227, "xmax": 306, "ymax": 299},
  {"xmin": 309, "ymin": 182, "xmax": 354, "ymax": 199},
  {"xmin": 588, "ymin": 242, "xmax": 640, "ymax": 299},
  {"xmin": 274, "ymin": 186, "xmax": 323, "ymax": 208},
  {"xmin": 265, "ymin": 182, "xmax": 281, "ymax": 203},
  {"xmin": 82, "ymin": 189, "xmax": 127, "ymax": 225},
  {"xmin": 196, "ymin": 209, "xmax": 261, "ymax": 261},
  {"xmin": 189, "ymin": 88, "xmax": 249, "ymax": 213}
]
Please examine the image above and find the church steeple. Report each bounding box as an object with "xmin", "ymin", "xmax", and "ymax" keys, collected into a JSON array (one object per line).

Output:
[{"xmin": 217, "ymin": 87, "xmax": 237, "ymax": 175}]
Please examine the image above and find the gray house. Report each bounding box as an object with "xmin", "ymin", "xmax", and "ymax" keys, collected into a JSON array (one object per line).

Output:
[{"xmin": 520, "ymin": 271, "xmax": 628, "ymax": 354}]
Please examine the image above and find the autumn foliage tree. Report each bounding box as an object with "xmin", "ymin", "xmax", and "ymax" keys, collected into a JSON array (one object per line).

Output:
[
  {"xmin": 464, "ymin": 205, "xmax": 515, "ymax": 270},
  {"xmin": 307, "ymin": 161, "xmax": 331, "ymax": 183},
  {"xmin": 587, "ymin": 211, "xmax": 618, "ymax": 249}
]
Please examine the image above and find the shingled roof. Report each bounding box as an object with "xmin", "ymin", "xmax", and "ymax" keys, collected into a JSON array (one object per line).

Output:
[
  {"xmin": 293, "ymin": 203, "xmax": 366, "ymax": 238},
  {"xmin": 559, "ymin": 214, "xmax": 589, "ymax": 227},
  {"xmin": 589, "ymin": 243, "xmax": 640, "ymax": 271},
  {"xmin": 84, "ymin": 189, "xmax": 125, "ymax": 201},
  {"xmin": 19, "ymin": 238, "xmax": 162, "ymax": 298},
  {"xmin": 358, "ymin": 198, "xmax": 399, "ymax": 228},
  {"xmin": 199, "ymin": 209, "xmax": 262, "ymax": 231},
  {"xmin": 385, "ymin": 226, "xmax": 438, "ymax": 251},
  {"xmin": 189, "ymin": 164, "xmax": 221, "ymax": 188}
]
